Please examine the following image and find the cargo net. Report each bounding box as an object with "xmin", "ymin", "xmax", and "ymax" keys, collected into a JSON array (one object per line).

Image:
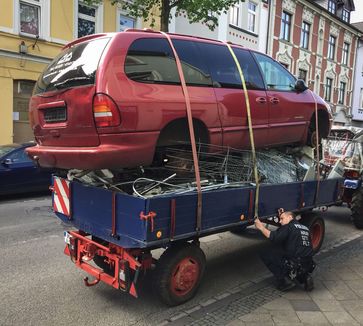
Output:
[
  {"xmin": 322, "ymin": 132, "xmax": 363, "ymax": 171},
  {"xmin": 68, "ymin": 143, "xmax": 311, "ymax": 198}
]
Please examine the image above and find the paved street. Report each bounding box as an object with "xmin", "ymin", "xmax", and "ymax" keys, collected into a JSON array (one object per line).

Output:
[{"xmin": 0, "ymin": 194, "xmax": 361, "ymax": 326}]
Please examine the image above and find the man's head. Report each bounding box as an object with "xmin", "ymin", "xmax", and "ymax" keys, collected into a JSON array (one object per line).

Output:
[{"xmin": 279, "ymin": 211, "xmax": 295, "ymax": 225}]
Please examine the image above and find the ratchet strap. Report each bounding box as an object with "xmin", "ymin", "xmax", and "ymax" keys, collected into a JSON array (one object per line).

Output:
[
  {"xmin": 161, "ymin": 32, "xmax": 203, "ymax": 232},
  {"xmin": 311, "ymin": 91, "xmax": 321, "ymax": 205},
  {"xmin": 225, "ymin": 43, "xmax": 260, "ymax": 218}
]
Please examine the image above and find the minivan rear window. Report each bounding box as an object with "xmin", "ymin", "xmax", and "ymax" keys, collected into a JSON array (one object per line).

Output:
[{"xmin": 33, "ymin": 37, "xmax": 110, "ymax": 95}]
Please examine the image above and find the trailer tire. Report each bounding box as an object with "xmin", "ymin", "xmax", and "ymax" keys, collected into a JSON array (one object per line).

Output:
[
  {"xmin": 300, "ymin": 213, "xmax": 325, "ymax": 254},
  {"xmin": 152, "ymin": 243, "xmax": 206, "ymax": 306},
  {"xmin": 351, "ymin": 187, "xmax": 363, "ymax": 229}
]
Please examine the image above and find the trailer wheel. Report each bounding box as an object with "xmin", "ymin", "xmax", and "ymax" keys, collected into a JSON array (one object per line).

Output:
[
  {"xmin": 300, "ymin": 213, "xmax": 325, "ymax": 254},
  {"xmin": 152, "ymin": 243, "xmax": 206, "ymax": 306},
  {"xmin": 351, "ymin": 187, "xmax": 363, "ymax": 229}
]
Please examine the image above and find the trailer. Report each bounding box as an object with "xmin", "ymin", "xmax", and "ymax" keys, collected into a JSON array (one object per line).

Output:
[{"xmin": 52, "ymin": 173, "xmax": 343, "ymax": 306}]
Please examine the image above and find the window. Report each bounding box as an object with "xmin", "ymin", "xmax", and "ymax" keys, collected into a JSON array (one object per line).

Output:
[
  {"xmin": 234, "ymin": 49, "xmax": 265, "ymax": 90},
  {"xmin": 328, "ymin": 35, "xmax": 336, "ymax": 60},
  {"xmin": 254, "ymin": 53, "xmax": 296, "ymax": 91},
  {"xmin": 195, "ymin": 44, "xmax": 265, "ymax": 90},
  {"xmin": 338, "ymin": 81, "xmax": 346, "ymax": 104},
  {"xmin": 300, "ymin": 22, "xmax": 310, "ymax": 49},
  {"xmin": 280, "ymin": 11, "xmax": 292, "ymax": 42},
  {"xmin": 328, "ymin": 0, "xmax": 336, "ymax": 14},
  {"xmin": 172, "ymin": 40, "xmax": 213, "ymax": 87},
  {"xmin": 325, "ymin": 78, "xmax": 333, "ymax": 102},
  {"xmin": 197, "ymin": 43, "xmax": 240, "ymax": 88},
  {"xmin": 280, "ymin": 62, "xmax": 289, "ymax": 69},
  {"xmin": 342, "ymin": 42, "xmax": 350, "ymax": 65},
  {"xmin": 20, "ymin": 0, "xmax": 41, "ymax": 36},
  {"xmin": 230, "ymin": 4, "xmax": 239, "ymax": 26},
  {"xmin": 342, "ymin": 9, "xmax": 350, "ymax": 23},
  {"xmin": 125, "ymin": 38, "xmax": 180, "ymax": 84},
  {"xmin": 78, "ymin": 3, "xmax": 96, "ymax": 37},
  {"xmin": 8, "ymin": 149, "xmax": 32, "ymax": 164},
  {"xmin": 248, "ymin": 2, "xmax": 257, "ymax": 33},
  {"xmin": 298, "ymin": 69, "xmax": 307, "ymax": 82},
  {"xmin": 119, "ymin": 14, "xmax": 135, "ymax": 32},
  {"xmin": 34, "ymin": 38, "xmax": 110, "ymax": 94}
]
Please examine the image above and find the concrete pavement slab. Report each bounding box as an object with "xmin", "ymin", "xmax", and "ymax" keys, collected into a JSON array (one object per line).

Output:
[
  {"xmin": 312, "ymin": 299, "xmax": 346, "ymax": 312},
  {"xmin": 270, "ymin": 310, "xmax": 301, "ymax": 323},
  {"xmin": 282, "ymin": 290, "xmax": 311, "ymax": 300},
  {"xmin": 323, "ymin": 311, "xmax": 358, "ymax": 324},
  {"xmin": 308, "ymin": 280, "xmax": 335, "ymax": 300},
  {"xmin": 289, "ymin": 299, "xmax": 320, "ymax": 311},
  {"xmin": 295, "ymin": 311, "xmax": 330, "ymax": 324},
  {"xmin": 323, "ymin": 280, "xmax": 359, "ymax": 300}
]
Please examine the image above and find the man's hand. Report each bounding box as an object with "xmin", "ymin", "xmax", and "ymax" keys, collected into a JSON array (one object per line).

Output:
[
  {"xmin": 255, "ymin": 218, "xmax": 264, "ymax": 230},
  {"xmin": 254, "ymin": 217, "xmax": 271, "ymax": 239}
]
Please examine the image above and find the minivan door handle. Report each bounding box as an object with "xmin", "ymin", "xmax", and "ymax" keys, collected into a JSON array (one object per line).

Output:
[
  {"xmin": 270, "ymin": 97, "xmax": 280, "ymax": 104},
  {"xmin": 256, "ymin": 97, "xmax": 267, "ymax": 104}
]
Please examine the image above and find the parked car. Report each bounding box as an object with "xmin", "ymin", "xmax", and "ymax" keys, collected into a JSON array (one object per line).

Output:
[
  {"xmin": 27, "ymin": 30, "xmax": 331, "ymax": 170},
  {"xmin": 0, "ymin": 143, "xmax": 54, "ymax": 195}
]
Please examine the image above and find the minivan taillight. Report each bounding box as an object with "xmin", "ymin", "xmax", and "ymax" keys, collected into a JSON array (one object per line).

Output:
[{"xmin": 93, "ymin": 94, "xmax": 121, "ymax": 128}]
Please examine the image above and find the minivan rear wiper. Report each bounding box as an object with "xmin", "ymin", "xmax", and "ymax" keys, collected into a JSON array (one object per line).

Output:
[{"xmin": 53, "ymin": 76, "xmax": 94, "ymax": 89}]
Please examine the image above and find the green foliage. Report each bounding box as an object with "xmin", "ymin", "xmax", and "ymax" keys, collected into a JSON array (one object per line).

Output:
[{"xmin": 83, "ymin": 0, "xmax": 243, "ymax": 32}]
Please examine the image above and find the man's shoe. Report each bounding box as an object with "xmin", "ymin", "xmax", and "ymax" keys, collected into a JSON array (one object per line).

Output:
[
  {"xmin": 304, "ymin": 275, "xmax": 314, "ymax": 291},
  {"xmin": 276, "ymin": 279, "xmax": 296, "ymax": 292}
]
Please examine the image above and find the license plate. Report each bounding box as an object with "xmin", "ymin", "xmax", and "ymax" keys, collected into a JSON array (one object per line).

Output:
[{"xmin": 64, "ymin": 231, "xmax": 72, "ymax": 244}]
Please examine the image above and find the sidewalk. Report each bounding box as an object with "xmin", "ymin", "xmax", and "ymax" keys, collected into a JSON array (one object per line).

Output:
[
  {"xmin": 161, "ymin": 233, "xmax": 363, "ymax": 326},
  {"xmin": 226, "ymin": 233, "xmax": 363, "ymax": 326}
]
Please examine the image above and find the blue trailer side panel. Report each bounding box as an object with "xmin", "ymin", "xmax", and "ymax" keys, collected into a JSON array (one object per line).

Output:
[
  {"xmin": 54, "ymin": 178, "xmax": 343, "ymax": 249},
  {"xmin": 56, "ymin": 181, "xmax": 148, "ymax": 248},
  {"xmin": 147, "ymin": 186, "xmax": 254, "ymax": 242}
]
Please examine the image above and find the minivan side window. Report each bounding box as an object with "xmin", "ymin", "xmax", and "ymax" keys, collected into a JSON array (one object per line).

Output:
[
  {"xmin": 253, "ymin": 52, "xmax": 296, "ymax": 91},
  {"xmin": 196, "ymin": 42, "xmax": 241, "ymax": 88},
  {"xmin": 196, "ymin": 42, "xmax": 264, "ymax": 90},
  {"xmin": 172, "ymin": 40, "xmax": 213, "ymax": 87},
  {"xmin": 233, "ymin": 48, "xmax": 265, "ymax": 90},
  {"xmin": 125, "ymin": 38, "xmax": 180, "ymax": 84}
]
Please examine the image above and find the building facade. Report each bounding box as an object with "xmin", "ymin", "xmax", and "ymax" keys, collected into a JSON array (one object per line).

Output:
[
  {"xmin": 169, "ymin": 0, "xmax": 270, "ymax": 52},
  {"xmin": 0, "ymin": 0, "xmax": 145, "ymax": 145},
  {"xmin": 267, "ymin": 0, "xmax": 361, "ymax": 125},
  {"xmin": 351, "ymin": 22, "xmax": 363, "ymax": 125}
]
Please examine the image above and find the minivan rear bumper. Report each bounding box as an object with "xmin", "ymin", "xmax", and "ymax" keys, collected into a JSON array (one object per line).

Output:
[{"xmin": 26, "ymin": 132, "xmax": 159, "ymax": 170}]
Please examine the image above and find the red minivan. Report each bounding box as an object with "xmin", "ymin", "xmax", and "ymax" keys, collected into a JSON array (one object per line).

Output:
[{"xmin": 27, "ymin": 30, "xmax": 331, "ymax": 170}]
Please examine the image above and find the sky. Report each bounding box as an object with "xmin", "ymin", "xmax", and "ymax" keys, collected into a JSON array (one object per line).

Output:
[{"xmin": 351, "ymin": 1, "xmax": 363, "ymax": 23}]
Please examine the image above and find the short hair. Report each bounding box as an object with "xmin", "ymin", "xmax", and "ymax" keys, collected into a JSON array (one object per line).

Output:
[{"xmin": 281, "ymin": 211, "xmax": 295, "ymax": 219}]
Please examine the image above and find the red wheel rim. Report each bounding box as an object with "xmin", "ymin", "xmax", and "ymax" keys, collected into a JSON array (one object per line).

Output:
[
  {"xmin": 170, "ymin": 257, "xmax": 200, "ymax": 297},
  {"xmin": 311, "ymin": 221, "xmax": 323, "ymax": 250}
]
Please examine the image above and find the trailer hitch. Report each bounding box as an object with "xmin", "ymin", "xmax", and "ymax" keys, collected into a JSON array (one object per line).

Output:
[{"xmin": 84, "ymin": 276, "xmax": 100, "ymax": 287}]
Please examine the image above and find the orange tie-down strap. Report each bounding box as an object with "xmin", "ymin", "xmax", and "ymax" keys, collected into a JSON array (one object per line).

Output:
[{"xmin": 161, "ymin": 32, "xmax": 203, "ymax": 232}]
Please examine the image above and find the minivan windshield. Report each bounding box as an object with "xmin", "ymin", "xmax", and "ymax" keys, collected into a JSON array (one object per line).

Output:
[{"xmin": 34, "ymin": 37, "xmax": 110, "ymax": 95}]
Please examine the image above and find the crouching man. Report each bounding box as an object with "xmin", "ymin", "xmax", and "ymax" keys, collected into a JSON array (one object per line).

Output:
[{"xmin": 255, "ymin": 210, "xmax": 315, "ymax": 292}]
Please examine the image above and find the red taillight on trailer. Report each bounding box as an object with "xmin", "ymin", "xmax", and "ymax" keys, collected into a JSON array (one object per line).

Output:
[
  {"xmin": 93, "ymin": 94, "xmax": 120, "ymax": 128},
  {"xmin": 345, "ymin": 170, "xmax": 360, "ymax": 179}
]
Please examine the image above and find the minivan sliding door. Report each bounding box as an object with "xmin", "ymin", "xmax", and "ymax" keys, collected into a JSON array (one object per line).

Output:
[{"xmin": 196, "ymin": 42, "xmax": 268, "ymax": 149}]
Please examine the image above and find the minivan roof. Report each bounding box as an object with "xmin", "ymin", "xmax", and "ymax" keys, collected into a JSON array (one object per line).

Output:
[{"xmin": 63, "ymin": 29, "xmax": 250, "ymax": 52}]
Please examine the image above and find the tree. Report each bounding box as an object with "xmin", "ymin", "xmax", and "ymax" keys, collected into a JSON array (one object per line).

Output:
[{"xmin": 85, "ymin": 0, "xmax": 242, "ymax": 32}]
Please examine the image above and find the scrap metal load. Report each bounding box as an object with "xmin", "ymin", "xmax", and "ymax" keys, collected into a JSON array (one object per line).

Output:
[
  {"xmin": 322, "ymin": 126, "xmax": 363, "ymax": 173},
  {"xmin": 67, "ymin": 144, "xmax": 319, "ymax": 198}
]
